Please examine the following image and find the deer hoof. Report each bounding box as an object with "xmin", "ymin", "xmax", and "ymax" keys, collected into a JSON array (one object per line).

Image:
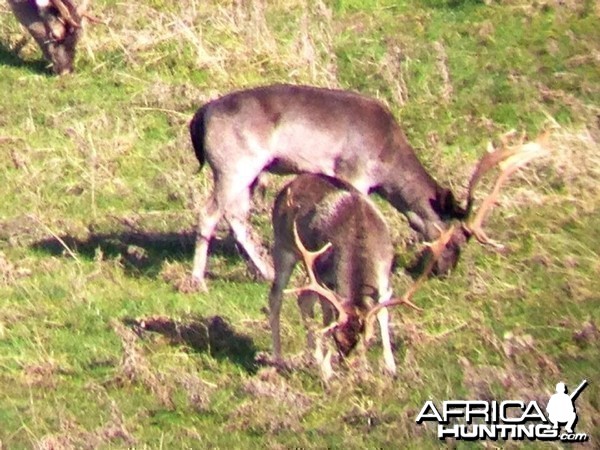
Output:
[
  {"xmin": 175, "ymin": 275, "xmax": 208, "ymax": 294},
  {"xmin": 382, "ymin": 364, "xmax": 398, "ymax": 379},
  {"xmin": 247, "ymin": 264, "xmax": 275, "ymax": 283}
]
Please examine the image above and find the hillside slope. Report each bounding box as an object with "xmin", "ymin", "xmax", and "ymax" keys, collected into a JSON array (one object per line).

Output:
[{"xmin": 0, "ymin": 1, "xmax": 598, "ymax": 447}]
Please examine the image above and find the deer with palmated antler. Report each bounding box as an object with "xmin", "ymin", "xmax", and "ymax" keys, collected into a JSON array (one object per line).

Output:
[
  {"xmin": 185, "ymin": 85, "xmax": 468, "ymax": 290},
  {"xmin": 268, "ymin": 139, "xmax": 547, "ymax": 379},
  {"xmin": 188, "ymin": 84, "xmax": 548, "ymax": 291},
  {"xmin": 7, "ymin": 0, "xmax": 94, "ymax": 74}
]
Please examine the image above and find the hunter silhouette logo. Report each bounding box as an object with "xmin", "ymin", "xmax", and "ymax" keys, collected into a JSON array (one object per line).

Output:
[
  {"xmin": 546, "ymin": 380, "xmax": 587, "ymax": 434},
  {"xmin": 416, "ymin": 379, "xmax": 590, "ymax": 442}
]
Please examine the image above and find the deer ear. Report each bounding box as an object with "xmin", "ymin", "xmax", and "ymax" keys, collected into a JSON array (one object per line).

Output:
[{"xmin": 435, "ymin": 188, "xmax": 467, "ymax": 220}]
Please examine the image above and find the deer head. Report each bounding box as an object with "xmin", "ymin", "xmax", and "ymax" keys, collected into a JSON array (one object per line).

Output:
[
  {"xmin": 417, "ymin": 132, "xmax": 549, "ymax": 275},
  {"xmin": 8, "ymin": 0, "xmax": 99, "ymax": 74},
  {"xmin": 287, "ymin": 133, "xmax": 548, "ymax": 356}
]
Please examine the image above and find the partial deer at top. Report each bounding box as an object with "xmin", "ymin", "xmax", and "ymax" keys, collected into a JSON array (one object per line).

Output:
[
  {"xmin": 188, "ymin": 83, "xmax": 547, "ymax": 290},
  {"xmin": 7, "ymin": 0, "xmax": 90, "ymax": 74}
]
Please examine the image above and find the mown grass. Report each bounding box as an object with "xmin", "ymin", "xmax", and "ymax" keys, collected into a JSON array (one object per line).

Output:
[{"xmin": 1, "ymin": 0, "xmax": 599, "ymax": 448}]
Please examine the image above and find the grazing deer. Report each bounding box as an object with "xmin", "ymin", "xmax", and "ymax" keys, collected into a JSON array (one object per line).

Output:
[
  {"xmin": 268, "ymin": 174, "xmax": 454, "ymax": 379},
  {"xmin": 188, "ymin": 84, "xmax": 470, "ymax": 291},
  {"xmin": 269, "ymin": 174, "xmax": 397, "ymax": 379},
  {"xmin": 7, "ymin": 0, "xmax": 89, "ymax": 74},
  {"xmin": 269, "ymin": 141, "xmax": 547, "ymax": 380},
  {"xmin": 189, "ymin": 84, "xmax": 547, "ymax": 290}
]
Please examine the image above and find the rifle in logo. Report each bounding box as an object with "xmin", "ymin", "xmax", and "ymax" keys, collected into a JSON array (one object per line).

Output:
[{"xmin": 570, "ymin": 379, "xmax": 588, "ymax": 401}]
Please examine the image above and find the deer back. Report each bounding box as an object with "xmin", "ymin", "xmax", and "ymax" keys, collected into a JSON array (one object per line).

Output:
[
  {"xmin": 273, "ymin": 174, "xmax": 394, "ymax": 311},
  {"xmin": 194, "ymin": 85, "xmax": 431, "ymax": 184}
]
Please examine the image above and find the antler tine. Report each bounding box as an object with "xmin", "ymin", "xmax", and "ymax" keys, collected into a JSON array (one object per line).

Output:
[
  {"xmin": 465, "ymin": 128, "xmax": 539, "ymax": 215},
  {"xmin": 364, "ymin": 224, "xmax": 456, "ymax": 336},
  {"xmin": 284, "ymin": 220, "xmax": 349, "ymax": 327},
  {"xmin": 78, "ymin": 0, "xmax": 104, "ymax": 26},
  {"xmin": 465, "ymin": 146, "xmax": 519, "ymax": 215},
  {"xmin": 292, "ymin": 220, "xmax": 332, "ymax": 285},
  {"xmin": 55, "ymin": 0, "xmax": 104, "ymax": 27},
  {"xmin": 465, "ymin": 138, "xmax": 548, "ymax": 247},
  {"xmin": 50, "ymin": 0, "xmax": 81, "ymax": 28}
]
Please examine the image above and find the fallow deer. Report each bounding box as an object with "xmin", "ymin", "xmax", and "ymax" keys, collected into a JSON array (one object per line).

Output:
[
  {"xmin": 268, "ymin": 173, "xmax": 454, "ymax": 379},
  {"xmin": 268, "ymin": 174, "xmax": 397, "ymax": 379},
  {"xmin": 189, "ymin": 84, "xmax": 548, "ymax": 291},
  {"xmin": 268, "ymin": 140, "xmax": 547, "ymax": 380},
  {"xmin": 189, "ymin": 84, "xmax": 471, "ymax": 291},
  {"xmin": 7, "ymin": 0, "xmax": 90, "ymax": 74}
]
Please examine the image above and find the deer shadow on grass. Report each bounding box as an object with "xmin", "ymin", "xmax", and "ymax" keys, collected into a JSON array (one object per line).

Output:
[
  {"xmin": 0, "ymin": 42, "xmax": 50, "ymax": 75},
  {"xmin": 123, "ymin": 315, "xmax": 258, "ymax": 373},
  {"xmin": 30, "ymin": 229, "xmax": 243, "ymax": 279},
  {"xmin": 30, "ymin": 227, "xmax": 426, "ymax": 283}
]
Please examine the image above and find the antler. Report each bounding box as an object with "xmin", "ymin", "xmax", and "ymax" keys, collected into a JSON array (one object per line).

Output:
[
  {"xmin": 364, "ymin": 224, "xmax": 456, "ymax": 340},
  {"xmin": 362, "ymin": 131, "xmax": 548, "ymax": 343},
  {"xmin": 463, "ymin": 132, "xmax": 549, "ymax": 248},
  {"xmin": 49, "ymin": 0, "xmax": 81, "ymax": 28},
  {"xmin": 50, "ymin": 0, "xmax": 103, "ymax": 28},
  {"xmin": 79, "ymin": 2, "xmax": 104, "ymax": 26},
  {"xmin": 284, "ymin": 220, "xmax": 349, "ymax": 331}
]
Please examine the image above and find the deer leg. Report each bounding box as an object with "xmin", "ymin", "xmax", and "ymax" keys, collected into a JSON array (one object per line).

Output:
[
  {"xmin": 226, "ymin": 188, "xmax": 275, "ymax": 281},
  {"xmin": 300, "ymin": 292, "xmax": 344, "ymax": 377},
  {"xmin": 191, "ymin": 194, "xmax": 222, "ymax": 290},
  {"xmin": 376, "ymin": 307, "xmax": 396, "ymax": 376},
  {"xmin": 191, "ymin": 168, "xmax": 263, "ymax": 289},
  {"xmin": 315, "ymin": 331, "xmax": 334, "ymax": 381},
  {"xmin": 268, "ymin": 247, "xmax": 297, "ymax": 362},
  {"xmin": 297, "ymin": 291, "xmax": 318, "ymax": 355},
  {"xmin": 304, "ymin": 297, "xmax": 333, "ymax": 380}
]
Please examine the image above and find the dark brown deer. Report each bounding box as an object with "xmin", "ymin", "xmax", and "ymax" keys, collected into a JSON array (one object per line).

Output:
[
  {"xmin": 269, "ymin": 174, "xmax": 395, "ymax": 378},
  {"xmin": 268, "ymin": 174, "xmax": 456, "ymax": 379},
  {"xmin": 188, "ymin": 84, "xmax": 547, "ymax": 290},
  {"xmin": 7, "ymin": 0, "xmax": 89, "ymax": 74},
  {"xmin": 268, "ymin": 141, "xmax": 547, "ymax": 379}
]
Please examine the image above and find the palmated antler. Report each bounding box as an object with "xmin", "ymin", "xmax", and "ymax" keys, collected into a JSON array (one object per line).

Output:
[
  {"xmin": 463, "ymin": 131, "xmax": 549, "ymax": 248},
  {"xmin": 364, "ymin": 224, "xmax": 456, "ymax": 339},
  {"xmin": 284, "ymin": 221, "xmax": 349, "ymax": 334}
]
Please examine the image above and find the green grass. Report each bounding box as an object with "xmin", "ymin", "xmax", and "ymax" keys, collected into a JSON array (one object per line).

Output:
[{"xmin": 1, "ymin": 0, "xmax": 599, "ymax": 448}]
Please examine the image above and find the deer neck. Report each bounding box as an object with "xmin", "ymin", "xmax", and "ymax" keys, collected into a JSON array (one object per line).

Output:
[
  {"xmin": 377, "ymin": 143, "xmax": 449, "ymax": 241},
  {"xmin": 331, "ymin": 223, "xmax": 385, "ymax": 312}
]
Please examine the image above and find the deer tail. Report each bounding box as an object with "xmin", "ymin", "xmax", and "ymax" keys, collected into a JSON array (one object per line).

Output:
[{"xmin": 189, "ymin": 106, "xmax": 207, "ymax": 169}]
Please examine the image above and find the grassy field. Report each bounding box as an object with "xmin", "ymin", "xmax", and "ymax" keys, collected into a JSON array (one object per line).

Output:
[{"xmin": 0, "ymin": 0, "xmax": 599, "ymax": 448}]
